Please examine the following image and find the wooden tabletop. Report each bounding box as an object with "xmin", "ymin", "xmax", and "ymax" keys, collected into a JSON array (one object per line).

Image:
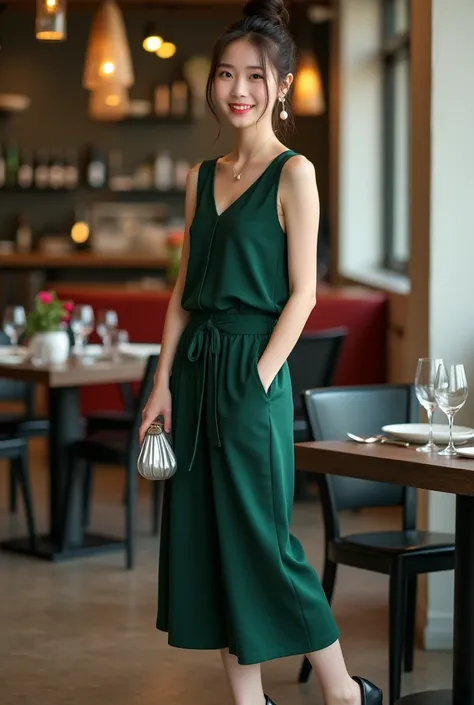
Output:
[
  {"xmin": 295, "ymin": 441, "xmax": 474, "ymax": 497},
  {"xmin": 0, "ymin": 253, "xmax": 168, "ymax": 269},
  {"xmin": 0, "ymin": 357, "xmax": 148, "ymax": 388}
]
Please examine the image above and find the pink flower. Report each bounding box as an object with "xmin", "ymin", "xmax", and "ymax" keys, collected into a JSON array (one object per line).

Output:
[
  {"xmin": 63, "ymin": 301, "xmax": 74, "ymax": 313},
  {"xmin": 38, "ymin": 291, "xmax": 53, "ymax": 304}
]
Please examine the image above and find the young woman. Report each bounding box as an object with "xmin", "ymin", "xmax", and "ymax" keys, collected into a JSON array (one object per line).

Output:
[{"xmin": 139, "ymin": 1, "xmax": 383, "ymax": 704}]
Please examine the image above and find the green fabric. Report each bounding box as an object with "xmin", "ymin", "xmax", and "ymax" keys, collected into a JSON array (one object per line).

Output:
[{"xmin": 157, "ymin": 151, "xmax": 340, "ymax": 664}]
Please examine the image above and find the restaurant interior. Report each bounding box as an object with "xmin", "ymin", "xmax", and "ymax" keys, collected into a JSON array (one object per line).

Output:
[{"xmin": 1, "ymin": 1, "xmax": 473, "ymax": 704}]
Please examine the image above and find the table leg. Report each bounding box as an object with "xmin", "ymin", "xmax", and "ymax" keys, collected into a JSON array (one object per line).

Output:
[
  {"xmin": 1, "ymin": 385, "xmax": 124, "ymax": 562},
  {"xmin": 396, "ymin": 494, "xmax": 474, "ymax": 705}
]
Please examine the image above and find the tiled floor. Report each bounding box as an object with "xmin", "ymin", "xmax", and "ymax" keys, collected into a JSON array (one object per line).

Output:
[{"xmin": 0, "ymin": 440, "xmax": 452, "ymax": 705}]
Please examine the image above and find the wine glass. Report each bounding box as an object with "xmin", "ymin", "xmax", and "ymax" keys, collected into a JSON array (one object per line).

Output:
[
  {"xmin": 434, "ymin": 363, "xmax": 468, "ymax": 456},
  {"xmin": 414, "ymin": 357, "xmax": 444, "ymax": 453},
  {"xmin": 96, "ymin": 309, "xmax": 118, "ymax": 356},
  {"xmin": 70, "ymin": 305, "xmax": 95, "ymax": 355},
  {"xmin": 2, "ymin": 306, "xmax": 26, "ymax": 350}
]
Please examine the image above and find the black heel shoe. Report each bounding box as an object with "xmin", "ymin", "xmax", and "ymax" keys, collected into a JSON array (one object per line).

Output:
[
  {"xmin": 264, "ymin": 695, "xmax": 276, "ymax": 705},
  {"xmin": 352, "ymin": 676, "xmax": 384, "ymax": 705}
]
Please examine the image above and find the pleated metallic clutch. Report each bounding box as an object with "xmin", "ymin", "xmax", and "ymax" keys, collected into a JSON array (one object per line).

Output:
[{"xmin": 137, "ymin": 421, "xmax": 177, "ymax": 481}]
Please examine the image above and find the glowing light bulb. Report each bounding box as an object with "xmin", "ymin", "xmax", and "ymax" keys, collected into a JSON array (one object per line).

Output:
[
  {"xmin": 105, "ymin": 94, "xmax": 120, "ymax": 107},
  {"xmin": 156, "ymin": 42, "xmax": 176, "ymax": 60},
  {"xmin": 45, "ymin": 0, "xmax": 58, "ymax": 11},
  {"xmin": 71, "ymin": 222, "xmax": 90, "ymax": 245},
  {"xmin": 100, "ymin": 61, "xmax": 116, "ymax": 76},
  {"xmin": 143, "ymin": 35, "xmax": 163, "ymax": 53}
]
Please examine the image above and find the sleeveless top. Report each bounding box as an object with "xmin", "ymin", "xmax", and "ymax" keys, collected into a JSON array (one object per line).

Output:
[{"xmin": 181, "ymin": 150, "xmax": 298, "ymax": 316}]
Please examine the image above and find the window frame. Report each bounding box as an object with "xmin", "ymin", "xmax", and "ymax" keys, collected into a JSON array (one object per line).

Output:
[{"xmin": 381, "ymin": 0, "xmax": 411, "ymax": 273}]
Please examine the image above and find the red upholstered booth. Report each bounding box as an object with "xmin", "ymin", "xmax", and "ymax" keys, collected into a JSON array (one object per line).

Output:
[{"xmin": 53, "ymin": 284, "xmax": 388, "ymax": 414}]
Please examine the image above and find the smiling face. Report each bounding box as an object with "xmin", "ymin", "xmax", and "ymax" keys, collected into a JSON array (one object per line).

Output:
[{"xmin": 212, "ymin": 38, "xmax": 281, "ymax": 130}]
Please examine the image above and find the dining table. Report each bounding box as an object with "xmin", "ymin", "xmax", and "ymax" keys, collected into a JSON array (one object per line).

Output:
[
  {"xmin": 0, "ymin": 345, "xmax": 160, "ymax": 562},
  {"xmin": 295, "ymin": 440, "xmax": 474, "ymax": 705}
]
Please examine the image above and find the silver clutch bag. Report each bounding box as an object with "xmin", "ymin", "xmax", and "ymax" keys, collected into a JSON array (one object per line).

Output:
[{"xmin": 137, "ymin": 421, "xmax": 177, "ymax": 481}]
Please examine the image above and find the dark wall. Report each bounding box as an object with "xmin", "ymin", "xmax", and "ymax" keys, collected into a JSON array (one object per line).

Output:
[{"xmin": 0, "ymin": 4, "xmax": 330, "ymax": 242}]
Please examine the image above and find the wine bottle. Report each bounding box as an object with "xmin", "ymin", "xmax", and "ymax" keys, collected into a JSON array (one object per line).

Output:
[
  {"xmin": 87, "ymin": 147, "xmax": 107, "ymax": 188},
  {"xmin": 5, "ymin": 140, "xmax": 20, "ymax": 187},
  {"xmin": 18, "ymin": 149, "xmax": 34, "ymax": 189},
  {"xmin": 64, "ymin": 149, "xmax": 79, "ymax": 189},
  {"xmin": 34, "ymin": 149, "xmax": 50, "ymax": 189},
  {"xmin": 49, "ymin": 149, "xmax": 65, "ymax": 189},
  {"xmin": 0, "ymin": 143, "xmax": 5, "ymax": 189},
  {"xmin": 15, "ymin": 215, "xmax": 33, "ymax": 253}
]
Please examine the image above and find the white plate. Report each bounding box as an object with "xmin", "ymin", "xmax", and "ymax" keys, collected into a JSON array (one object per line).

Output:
[
  {"xmin": 0, "ymin": 345, "xmax": 28, "ymax": 356},
  {"xmin": 454, "ymin": 447, "xmax": 474, "ymax": 459},
  {"xmin": 0, "ymin": 346, "xmax": 29, "ymax": 364},
  {"xmin": 118, "ymin": 343, "xmax": 161, "ymax": 358},
  {"xmin": 382, "ymin": 423, "xmax": 474, "ymax": 444}
]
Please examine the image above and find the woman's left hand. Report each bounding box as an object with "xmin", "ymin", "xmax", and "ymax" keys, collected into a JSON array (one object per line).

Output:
[{"xmin": 257, "ymin": 361, "xmax": 273, "ymax": 394}]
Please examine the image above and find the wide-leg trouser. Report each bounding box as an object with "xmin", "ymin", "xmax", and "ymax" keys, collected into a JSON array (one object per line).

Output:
[{"xmin": 157, "ymin": 312, "xmax": 339, "ymax": 664}]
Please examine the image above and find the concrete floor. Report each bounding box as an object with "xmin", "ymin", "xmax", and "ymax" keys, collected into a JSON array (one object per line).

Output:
[{"xmin": 0, "ymin": 440, "xmax": 452, "ymax": 705}]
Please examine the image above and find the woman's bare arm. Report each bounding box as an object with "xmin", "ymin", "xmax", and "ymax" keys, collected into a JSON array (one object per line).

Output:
[
  {"xmin": 256, "ymin": 155, "xmax": 319, "ymax": 392},
  {"xmin": 152, "ymin": 163, "xmax": 200, "ymax": 386},
  {"xmin": 139, "ymin": 162, "xmax": 200, "ymax": 440}
]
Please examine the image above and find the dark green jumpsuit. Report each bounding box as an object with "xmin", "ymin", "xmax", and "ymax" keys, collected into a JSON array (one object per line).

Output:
[{"xmin": 157, "ymin": 150, "xmax": 340, "ymax": 664}]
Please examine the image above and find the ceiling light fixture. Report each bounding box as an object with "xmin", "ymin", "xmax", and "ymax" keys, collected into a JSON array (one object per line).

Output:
[{"xmin": 36, "ymin": 0, "xmax": 66, "ymax": 41}]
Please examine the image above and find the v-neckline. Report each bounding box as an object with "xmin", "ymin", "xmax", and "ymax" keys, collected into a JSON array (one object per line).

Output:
[{"xmin": 212, "ymin": 150, "xmax": 291, "ymax": 218}]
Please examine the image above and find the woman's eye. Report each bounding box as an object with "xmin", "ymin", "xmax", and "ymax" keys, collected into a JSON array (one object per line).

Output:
[
  {"xmin": 250, "ymin": 73, "xmax": 264, "ymax": 80},
  {"xmin": 218, "ymin": 71, "xmax": 232, "ymax": 78}
]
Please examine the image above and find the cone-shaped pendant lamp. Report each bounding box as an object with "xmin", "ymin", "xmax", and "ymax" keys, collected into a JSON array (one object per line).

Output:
[
  {"xmin": 89, "ymin": 80, "xmax": 130, "ymax": 121},
  {"xmin": 293, "ymin": 51, "xmax": 325, "ymax": 116},
  {"xmin": 83, "ymin": 0, "xmax": 134, "ymax": 91}
]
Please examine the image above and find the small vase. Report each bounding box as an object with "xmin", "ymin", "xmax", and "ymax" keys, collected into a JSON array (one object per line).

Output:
[{"xmin": 29, "ymin": 330, "xmax": 70, "ymax": 366}]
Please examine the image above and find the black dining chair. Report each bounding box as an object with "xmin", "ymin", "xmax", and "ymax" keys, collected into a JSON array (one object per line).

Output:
[
  {"xmin": 60, "ymin": 355, "xmax": 163, "ymax": 569},
  {"xmin": 0, "ymin": 436, "xmax": 37, "ymax": 550},
  {"xmin": 84, "ymin": 382, "xmax": 134, "ymax": 435},
  {"xmin": 288, "ymin": 328, "xmax": 347, "ymax": 500},
  {"xmin": 297, "ymin": 384, "xmax": 456, "ymax": 705},
  {"xmin": 0, "ymin": 332, "xmax": 49, "ymax": 513}
]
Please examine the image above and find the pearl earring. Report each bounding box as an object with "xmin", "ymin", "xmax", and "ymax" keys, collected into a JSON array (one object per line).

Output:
[{"xmin": 279, "ymin": 96, "xmax": 288, "ymax": 121}]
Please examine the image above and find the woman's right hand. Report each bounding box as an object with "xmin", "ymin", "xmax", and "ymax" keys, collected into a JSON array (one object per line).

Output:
[{"xmin": 139, "ymin": 382, "xmax": 172, "ymax": 446}]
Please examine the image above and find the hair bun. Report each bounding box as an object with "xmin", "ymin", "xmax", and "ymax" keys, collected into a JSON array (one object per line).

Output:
[{"xmin": 242, "ymin": 0, "xmax": 290, "ymax": 27}]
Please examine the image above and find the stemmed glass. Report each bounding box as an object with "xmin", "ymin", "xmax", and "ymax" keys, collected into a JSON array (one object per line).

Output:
[
  {"xmin": 434, "ymin": 363, "xmax": 468, "ymax": 456},
  {"xmin": 70, "ymin": 305, "xmax": 95, "ymax": 356},
  {"xmin": 2, "ymin": 306, "xmax": 26, "ymax": 351},
  {"xmin": 96, "ymin": 309, "xmax": 118, "ymax": 357},
  {"xmin": 414, "ymin": 357, "xmax": 443, "ymax": 453}
]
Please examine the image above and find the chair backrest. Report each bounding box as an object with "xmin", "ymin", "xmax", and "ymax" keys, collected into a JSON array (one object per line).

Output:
[
  {"xmin": 127, "ymin": 354, "xmax": 160, "ymax": 459},
  {"xmin": 0, "ymin": 331, "xmax": 33, "ymax": 410},
  {"xmin": 287, "ymin": 327, "xmax": 347, "ymax": 415},
  {"xmin": 302, "ymin": 384, "xmax": 419, "ymax": 537}
]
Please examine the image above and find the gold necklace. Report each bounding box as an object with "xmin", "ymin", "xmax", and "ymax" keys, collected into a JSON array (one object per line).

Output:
[{"xmin": 231, "ymin": 138, "xmax": 274, "ymax": 181}]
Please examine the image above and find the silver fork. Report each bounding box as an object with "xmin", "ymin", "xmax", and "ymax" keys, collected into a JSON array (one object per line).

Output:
[{"xmin": 347, "ymin": 432, "xmax": 410, "ymax": 448}]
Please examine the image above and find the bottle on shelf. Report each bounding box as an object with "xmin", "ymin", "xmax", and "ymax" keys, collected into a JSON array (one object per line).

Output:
[
  {"xmin": 49, "ymin": 149, "xmax": 65, "ymax": 189},
  {"xmin": 170, "ymin": 80, "xmax": 189, "ymax": 117},
  {"xmin": 34, "ymin": 149, "xmax": 50, "ymax": 189},
  {"xmin": 64, "ymin": 149, "xmax": 79, "ymax": 189},
  {"xmin": 5, "ymin": 140, "xmax": 20, "ymax": 187},
  {"xmin": 17, "ymin": 149, "xmax": 34, "ymax": 189},
  {"xmin": 0, "ymin": 143, "xmax": 5, "ymax": 189},
  {"xmin": 15, "ymin": 214, "xmax": 33, "ymax": 253},
  {"xmin": 154, "ymin": 152, "xmax": 174, "ymax": 191},
  {"xmin": 154, "ymin": 84, "xmax": 171, "ymax": 117},
  {"xmin": 86, "ymin": 147, "xmax": 107, "ymax": 188}
]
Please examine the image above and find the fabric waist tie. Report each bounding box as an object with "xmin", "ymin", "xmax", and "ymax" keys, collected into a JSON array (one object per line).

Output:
[{"xmin": 185, "ymin": 312, "xmax": 278, "ymax": 472}]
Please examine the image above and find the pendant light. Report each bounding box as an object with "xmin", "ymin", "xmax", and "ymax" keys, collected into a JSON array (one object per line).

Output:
[
  {"xmin": 36, "ymin": 0, "xmax": 66, "ymax": 42},
  {"xmin": 89, "ymin": 80, "xmax": 129, "ymax": 121},
  {"xmin": 293, "ymin": 51, "xmax": 325, "ymax": 116},
  {"xmin": 143, "ymin": 22, "xmax": 163, "ymax": 53},
  {"xmin": 156, "ymin": 41, "xmax": 176, "ymax": 60},
  {"xmin": 83, "ymin": 0, "xmax": 134, "ymax": 91}
]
